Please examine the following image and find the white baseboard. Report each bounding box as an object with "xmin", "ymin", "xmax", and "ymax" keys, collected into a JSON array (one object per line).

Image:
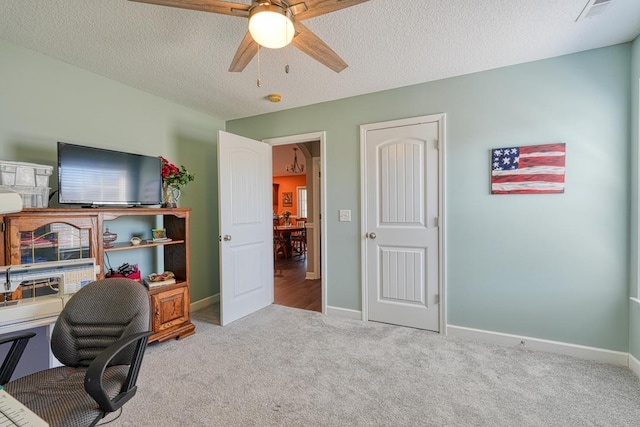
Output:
[
  {"xmin": 447, "ymin": 324, "xmax": 629, "ymax": 366},
  {"xmin": 191, "ymin": 294, "xmax": 635, "ymax": 369},
  {"xmin": 629, "ymin": 354, "xmax": 640, "ymax": 377},
  {"xmin": 326, "ymin": 305, "xmax": 362, "ymax": 320},
  {"xmin": 191, "ymin": 294, "xmax": 219, "ymax": 312}
]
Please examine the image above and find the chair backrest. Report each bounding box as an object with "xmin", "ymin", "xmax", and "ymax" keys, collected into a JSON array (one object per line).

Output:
[{"xmin": 52, "ymin": 278, "xmax": 150, "ymax": 367}]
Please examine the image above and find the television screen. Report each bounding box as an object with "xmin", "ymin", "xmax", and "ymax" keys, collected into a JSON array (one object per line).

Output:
[{"xmin": 57, "ymin": 142, "xmax": 162, "ymax": 206}]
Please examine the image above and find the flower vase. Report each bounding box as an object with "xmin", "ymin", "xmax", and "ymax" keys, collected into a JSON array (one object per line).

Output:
[{"xmin": 162, "ymin": 184, "xmax": 180, "ymax": 208}]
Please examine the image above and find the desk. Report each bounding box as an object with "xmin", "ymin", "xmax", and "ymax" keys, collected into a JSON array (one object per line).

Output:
[
  {"xmin": 274, "ymin": 226, "xmax": 305, "ymax": 258},
  {"xmin": 0, "ymin": 296, "xmax": 65, "ymax": 376},
  {"xmin": 0, "ymin": 386, "xmax": 48, "ymax": 426}
]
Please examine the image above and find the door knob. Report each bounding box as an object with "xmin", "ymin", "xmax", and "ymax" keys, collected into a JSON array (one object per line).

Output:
[
  {"xmin": 223, "ymin": 235, "xmax": 232, "ymax": 241},
  {"xmin": 368, "ymin": 232, "xmax": 377, "ymax": 239}
]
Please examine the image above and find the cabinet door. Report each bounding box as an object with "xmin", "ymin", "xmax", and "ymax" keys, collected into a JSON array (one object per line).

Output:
[
  {"xmin": 3, "ymin": 215, "xmax": 97, "ymax": 302},
  {"xmin": 151, "ymin": 286, "xmax": 189, "ymax": 334},
  {"xmin": 6, "ymin": 216, "xmax": 97, "ymax": 265}
]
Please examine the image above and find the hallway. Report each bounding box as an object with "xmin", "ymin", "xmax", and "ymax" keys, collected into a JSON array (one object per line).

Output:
[{"xmin": 274, "ymin": 257, "xmax": 321, "ymax": 312}]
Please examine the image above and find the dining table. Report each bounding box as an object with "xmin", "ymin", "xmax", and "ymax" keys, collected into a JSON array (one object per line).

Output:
[{"xmin": 274, "ymin": 225, "xmax": 305, "ymax": 258}]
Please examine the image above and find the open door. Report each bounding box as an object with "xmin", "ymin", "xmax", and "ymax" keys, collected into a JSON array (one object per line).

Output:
[{"xmin": 218, "ymin": 130, "xmax": 273, "ymax": 325}]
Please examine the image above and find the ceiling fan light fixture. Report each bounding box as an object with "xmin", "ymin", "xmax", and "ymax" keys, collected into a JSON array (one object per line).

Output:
[{"xmin": 248, "ymin": 3, "xmax": 294, "ymax": 49}]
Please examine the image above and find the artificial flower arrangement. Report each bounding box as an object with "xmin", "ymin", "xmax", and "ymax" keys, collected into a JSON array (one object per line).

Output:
[
  {"xmin": 159, "ymin": 156, "xmax": 195, "ymax": 207},
  {"xmin": 159, "ymin": 156, "xmax": 195, "ymax": 189},
  {"xmin": 282, "ymin": 210, "xmax": 292, "ymax": 226}
]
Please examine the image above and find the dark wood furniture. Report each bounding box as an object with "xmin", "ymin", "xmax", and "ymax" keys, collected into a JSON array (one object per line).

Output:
[{"xmin": 274, "ymin": 225, "xmax": 305, "ymax": 258}]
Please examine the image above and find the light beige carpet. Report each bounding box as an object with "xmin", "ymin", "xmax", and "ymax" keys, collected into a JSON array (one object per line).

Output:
[{"xmin": 106, "ymin": 304, "xmax": 640, "ymax": 426}]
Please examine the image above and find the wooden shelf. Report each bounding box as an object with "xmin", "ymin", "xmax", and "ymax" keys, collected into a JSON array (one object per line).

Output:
[
  {"xmin": 146, "ymin": 280, "xmax": 188, "ymax": 293},
  {"xmin": 20, "ymin": 241, "xmax": 57, "ymax": 249},
  {"xmin": 104, "ymin": 239, "xmax": 185, "ymax": 252}
]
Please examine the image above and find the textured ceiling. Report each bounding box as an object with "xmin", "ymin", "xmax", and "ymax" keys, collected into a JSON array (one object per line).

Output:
[{"xmin": 1, "ymin": 1, "xmax": 639, "ymax": 121}]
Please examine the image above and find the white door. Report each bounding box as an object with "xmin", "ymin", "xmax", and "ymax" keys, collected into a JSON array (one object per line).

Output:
[
  {"xmin": 361, "ymin": 115, "xmax": 443, "ymax": 331},
  {"xmin": 218, "ymin": 130, "xmax": 273, "ymax": 326}
]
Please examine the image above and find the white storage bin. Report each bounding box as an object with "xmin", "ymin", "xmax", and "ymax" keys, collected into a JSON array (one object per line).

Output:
[
  {"xmin": 0, "ymin": 185, "xmax": 50, "ymax": 208},
  {"xmin": 0, "ymin": 160, "xmax": 53, "ymax": 187}
]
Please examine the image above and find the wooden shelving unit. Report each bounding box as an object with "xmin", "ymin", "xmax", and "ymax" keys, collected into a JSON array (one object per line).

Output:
[{"xmin": 0, "ymin": 207, "xmax": 195, "ymax": 343}]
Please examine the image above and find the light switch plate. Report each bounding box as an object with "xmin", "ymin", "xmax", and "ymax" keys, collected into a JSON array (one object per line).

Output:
[{"xmin": 339, "ymin": 209, "xmax": 351, "ymax": 222}]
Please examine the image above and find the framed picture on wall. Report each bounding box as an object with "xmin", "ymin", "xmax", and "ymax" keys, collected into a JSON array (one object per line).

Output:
[
  {"xmin": 282, "ymin": 192, "xmax": 292, "ymax": 207},
  {"xmin": 490, "ymin": 143, "xmax": 566, "ymax": 194}
]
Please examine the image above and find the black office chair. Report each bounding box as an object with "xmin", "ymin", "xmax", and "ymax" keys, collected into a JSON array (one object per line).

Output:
[{"xmin": 0, "ymin": 278, "xmax": 152, "ymax": 427}]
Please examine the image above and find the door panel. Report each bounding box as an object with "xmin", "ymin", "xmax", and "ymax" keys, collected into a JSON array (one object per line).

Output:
[
  {"xmin": 380, "ymin": 247, "xmax": 424, "ymax": 303},
  {"xmin": 218, "ymin": 131, "xmax": 273, "ymax": 326},
  {"xmin": 363, "ymin": 118, "xmax": 441, "ymax": 331}
]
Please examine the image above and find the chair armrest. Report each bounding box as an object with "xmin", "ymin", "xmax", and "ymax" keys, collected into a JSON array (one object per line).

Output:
[
  {"xmin": 0, "ymin": 332, "xmax": 36, "ymax": 385},
  {"xmin": 84, "ymin": 331, "xmax": 152, "ymax": 413}
]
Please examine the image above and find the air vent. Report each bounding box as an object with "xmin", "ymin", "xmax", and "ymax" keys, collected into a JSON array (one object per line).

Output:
[{"xmin": 576, "ymin": 0, "xmax": 613, "ymax": 22}]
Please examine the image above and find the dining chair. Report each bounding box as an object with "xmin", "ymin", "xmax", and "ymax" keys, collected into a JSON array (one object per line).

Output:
[
  {"xmin": 291, "ymin": 220, "xmax": 307, "ymax": 258},
  {"xmin": 274, "ymin": 227, "xmax": 289, "ymax": 260}
]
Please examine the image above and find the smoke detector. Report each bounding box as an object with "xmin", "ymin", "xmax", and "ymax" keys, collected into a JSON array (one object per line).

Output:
[{"xmin": 576, "ymin": 0, "xmax": 613, "ymax": 21}]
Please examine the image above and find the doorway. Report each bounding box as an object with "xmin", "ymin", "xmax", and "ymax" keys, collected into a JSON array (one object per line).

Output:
[
  {"xmin": 265, "ymin": 132, "xmax": 326, "ymax": 313},
  {"xmin": 361, "ymin": 115, "xmax": 445, "ymax": 331}
]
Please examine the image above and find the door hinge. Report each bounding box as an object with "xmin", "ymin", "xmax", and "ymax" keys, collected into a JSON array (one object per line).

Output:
[
  {"xmin": 435, "ymin": 294, "xmax": 439, "ymax": 304},
  {"xmin": 434, "ymin": 139, "xmax": 440, "ymax": 150},
  {"xmin": 434, "ymin": 217, "xmax": 439, "ymax": 227}
]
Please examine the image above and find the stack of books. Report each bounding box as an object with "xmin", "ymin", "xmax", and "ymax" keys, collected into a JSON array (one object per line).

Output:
[{"xmin": 144, "ymin": 271, "xmax": 176, "ymax": 288}]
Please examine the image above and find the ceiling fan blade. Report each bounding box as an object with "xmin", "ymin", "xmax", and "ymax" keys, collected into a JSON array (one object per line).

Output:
[
  {"xmin": 291, "ymin": 0, "xmax": 369, "ymax": 21},
  {"xmin": 292, "ymin": 22, "xmax": 347, "ymax": 73},
  {"xmin": 229, "ymin": 32, "xmax": 260, "ymax": 72},
  {"xmin": 128, "ymin": 0, "xmax": 250, "ymax": 17}
]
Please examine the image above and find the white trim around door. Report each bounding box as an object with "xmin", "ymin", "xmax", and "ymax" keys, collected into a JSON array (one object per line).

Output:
[
  {"xmin": 263, "ymin": 131, "xmax": 327, "ymax": 314},
  {"xmin": 360, "ymin": 114, "xmax": 446, "ymax": 333}
]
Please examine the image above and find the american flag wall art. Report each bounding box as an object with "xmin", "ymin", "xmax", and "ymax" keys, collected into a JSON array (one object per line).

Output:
[{"xmin": 491, "ymin": 143, "xmax": 566, "ymax": 194}]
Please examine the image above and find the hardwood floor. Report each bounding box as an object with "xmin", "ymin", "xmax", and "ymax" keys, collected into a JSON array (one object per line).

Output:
[{"xmin": 274, "ymin": 256, "xmax": 321, "ymax": 312}]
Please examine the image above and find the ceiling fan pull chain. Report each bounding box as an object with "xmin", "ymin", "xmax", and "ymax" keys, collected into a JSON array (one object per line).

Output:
[
  {"xmin": 285, "ymin": 12, "xmax": 290, "ymax": 74},
  {"xmin": 256, "ymin": 47, "xmax": 261, "ymax": 87},
  {"xmin": 285, "ymin": 45, "xmax": 290, "ymax": 74}
]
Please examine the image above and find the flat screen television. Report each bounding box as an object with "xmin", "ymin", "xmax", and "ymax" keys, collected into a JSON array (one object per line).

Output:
[{"xmin": 57, "ymin": 142, "xmax": 162, "ymax": 207}]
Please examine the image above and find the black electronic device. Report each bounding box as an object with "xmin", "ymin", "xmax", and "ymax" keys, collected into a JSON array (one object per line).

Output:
[{"xmin": 57, "ymin": 142, "xmax": 162, "ymax": 207}]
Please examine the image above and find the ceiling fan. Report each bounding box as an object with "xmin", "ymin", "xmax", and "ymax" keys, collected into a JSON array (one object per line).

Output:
[{"xmin": 129, "ymin": 0, "xmax": 369, "ymax": 73}]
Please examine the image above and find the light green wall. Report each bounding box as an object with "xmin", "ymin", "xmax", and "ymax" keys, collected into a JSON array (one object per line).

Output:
[
  {"xmin": 229, "ymin": 44, "xmax": 632, "ymax": 351},
  {"xmin": 3, "ymin": 36, "xmax": 635, "ymax": 353},
  {"xmin": 0, "ymin": 39, "xmax": 224, "ymax": 303},
  {"xmin": 629, "ymin": 35, "xmax": 640, "ymax": 360}
]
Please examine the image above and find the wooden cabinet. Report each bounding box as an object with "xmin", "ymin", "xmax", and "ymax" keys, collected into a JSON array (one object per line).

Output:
[
  {"xmin": 4, "ymin": 212, "xmax": 97, "ymax": 266},
  {"xmin": 0, "ymin": 208, "xmax": 195, "ymax": 343},
  {"xmin": 150, "ymin": 285, "xmax": 190, "ymax": 341},
  {"xmin": 2, "ymin": 212, "xmax": 97, "ymax": 301}
]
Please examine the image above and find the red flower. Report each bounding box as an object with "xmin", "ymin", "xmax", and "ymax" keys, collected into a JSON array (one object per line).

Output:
[{"xmin": 158, "ymin": 156, "xmax": 195, "ymax": 189}]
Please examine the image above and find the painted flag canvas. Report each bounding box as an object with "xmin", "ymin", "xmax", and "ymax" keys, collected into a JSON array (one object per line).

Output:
[{"xmin": 491, "ymin": 143, "xmax": 566, "ymax": 194}]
